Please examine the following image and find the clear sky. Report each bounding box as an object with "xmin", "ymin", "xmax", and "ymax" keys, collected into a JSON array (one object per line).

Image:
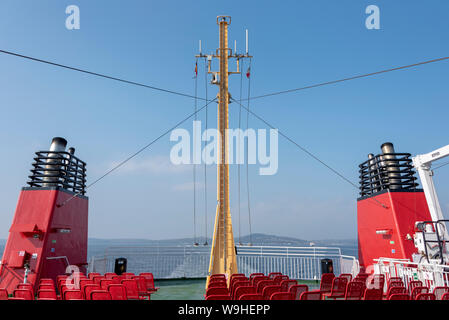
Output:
[{"xmin": 0, "ymin": 0, "xmax": 448, "ymax": 241}]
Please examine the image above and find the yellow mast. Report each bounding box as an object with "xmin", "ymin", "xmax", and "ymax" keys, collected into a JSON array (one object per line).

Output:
[{"xmin": 198, "ymin": 16, "xmax": 251, "ymax": 288}]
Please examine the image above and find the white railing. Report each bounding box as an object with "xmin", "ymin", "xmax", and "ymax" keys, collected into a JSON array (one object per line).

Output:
[
  {"xmin": 88, "ymin": 245, "xmax": 359, "ymax": 280},
  {"xmin": 374, "ymin": 257, "xmax": 449, "ymax": 292}
]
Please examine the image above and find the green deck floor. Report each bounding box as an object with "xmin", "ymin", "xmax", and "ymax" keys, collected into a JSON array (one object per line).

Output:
[{"xmin": 150, "ymin": 279, "xmax": 320, "ymax": 300}]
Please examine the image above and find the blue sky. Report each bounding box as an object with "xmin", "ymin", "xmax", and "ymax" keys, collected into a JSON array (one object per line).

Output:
[{"xmin": 0, "ymin": 0, "xmax": 448, "ymax": 240}]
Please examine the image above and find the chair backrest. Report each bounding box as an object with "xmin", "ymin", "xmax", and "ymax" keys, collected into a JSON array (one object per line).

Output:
[
  {"xmin": 389, "ymin": 293, "xmax": 410, "ymax": 300},
  {"xmin": 256, "ymin": 280, "xmax": 275, "ymax": 293},
  {"xmin": 88, "ymin": 273, "xmax": 101, "ymax": 279},
  {"xmin": 239, "ymin": 293, "xmax": 263, "ymax": 300},
  {"xmin": 249, "ymin": 273, "xmax": 264, "ymax": 281},
  {"xmin": 122, "ymin": 272, "xmax": 135, "ymax": 279},
  {"xmin": 230, "ymin": 273, "xmax": 246, "ymax": 281},
  {"xmin": 345, "ymin": 281, "xmax": 364, "ymax": 300},
  {"xmin": 416, "ymin": 293, "xmax": 435, "ymax": 300},
  {"xmin": 273, "ymin": 275, "xmax": 289, "ymax": 285},
  {"xmin": 388, "ymin": 277, "xmax": 402, "ymax": 284},
  {"xmin": 133, "ymin": 276, "xmax": 149, "ymax": 293},
  {"xmin": 268, "ymin": 272, "xmax": 282, "ymax": 279},
  {"xmin": 252, "ymin": 276, "xmax": 269, "ymax": 287},
  {"xmin": 363, "ymin": 288, "xmax": 383, "ymax": 300},
  {"xmin": 368, "ymin": 274, "xmax": 385, "ymax": 291},
  {"xmin": 17, "ymin": 283, "xmax": 34, "ymax": 292},
  {"xmin": 105, "ymin": 273, "xmax": 117, "ymax": 279},
  {"xmin": 205, "ymin": 294, "xmax": 231, "ymax": 300},
  {"xmin": 234, "ymin": 286, "xmax": 256, "ymax": 300},
  {"xmin": 289, "ymin": 285, "xmax": 308, "ymax": 300},
  {"xmin": 37, "ymin": 289, "xmax": 57, "ymax": 300},
  {"xmin": 121, "ymin": 279, "xmax": 140, "ymax": 299},
  {"xmin": 270, "ymin": 292, "xmax": 293, "ymax": 300},
  {"xmin": 262, "ymin": 285, "xmax": 282, "ymax": 300},
  {"xmin": 108, "ymin": 284, "xmax": 127, "ymax": 300},
  {"xmin": 206, "ymin": 287, "xmax": 229, "ymax": 297},
  {"xmin": 441, "ymin": 292, "xmax": 449, "ymax": 300},
  {"xmin": 208, "ymin": 281, "xmax": 227, "ymax": 289},
  {"xmin": 90, "ymin": 290, "xmax": 112, "ymax": 300},
  {"xmin": 140, "ymin": 272, "xmax": 156, "ymax": 290},
  {"xmin": 340, "ymin": 273, "xmax": 352, "ymax": 282},
  {"xmin": 408, "ymin": 280, "xmax": 423, "ymax": 294},
  {"xmin": 38, "ymin": 284, "xmax": 55, "ymax": 291},
  {"xmin": 330, "ymin": 277, "xmax": 348, "ymax": 295},
  {"xmin": 230, "ymin": 276, "xmax": 248, "ymax": 291},
  {"xmin": 83, "ymin": 284, "xmax": 101, "ymax": 300},
  {"xmin": 388, "ymin": 281, "xmax": 404, "ymax": 289},
  {"xmin": 210, "ymin": 274, "xmax": 226, "ymax": 280},
  {"xmin": 280, "ymin": 279, "xmax": 298, "ymax": 292},
  {"xmin": 0, "ymin": 288, "xmax": 8, "ymax": 300},
  {"xmin": 209, "ymin": 277, "xmax": 227, "ymax": 284},
  {"xmin": 319, "ymin": 273, "xmax": 335, "ymax": 292},
  {"xmin": 39, "ymin": 278, "xmax": 55, "ymax": 286},
  {"xmin": 433, "ymin": 286, "xmax": 449, "ymax": 300},
  {"xmin": 231, "ymin": 280, "xmax": 250, "ymax": 299},
  {"xmin": 100, "ymin": 279, "xmax": 113, "ymax": 290},
  {"xmin": 411, "ymin": 286, "xmax": 429, "ymax": 300},
  {"xmin": 112, "ymin": 276, "xmax": 124, "ymax": 284},
  {"xmin": 387, "ymin": 286, "xmax": 406, "ymax": 299},
  {"xmin": 63, "ymin": 290, "xmax": 83, "ymax": 300},
  {"xmin": 300, "ymin": 291, "xmax": 322, "ymax": 300},
  {"xmin": 13, "ymin": 289, "xmax": 34, "ymax": 300},
  {"xmin": 79, "ymin": 279, "xmax": 94, "ymax": 290},
  {"xmin": 92, "ymin": 276, "xmax": 105, "ymax": 285}
]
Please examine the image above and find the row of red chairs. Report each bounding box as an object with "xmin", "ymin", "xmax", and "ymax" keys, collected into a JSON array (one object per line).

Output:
[
  {"xmin": 315, "ymin": 272, "xmax": 449, "ymax": 300},
  {"xmin": 0, "ymin": 272, "xmax": 158, "ymax": 300},
  {"xmin": 205, "ymin": 272, "xmax": 320, "ymax": 300}
]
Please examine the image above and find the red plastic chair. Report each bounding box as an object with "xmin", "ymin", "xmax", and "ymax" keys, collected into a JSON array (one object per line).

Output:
[
  {"xmin": 37, "ymin": 289, "xmax": 57, "ymax": 300},
  {"xmin": 408, "ymin": 280, "xmax": 423, "ymax": 294},
  {"xmin": 280, "ymin": 279, "xmax": 298, "ymax": 292},
  {"xmin": 13, "ymin": 289, "xmax": 34, "ymax": 300},
  {"xmin": 140, "ymin": 272, "xmax": 159, "ymax": 293},
  {"xmin": 239, "ymin": 293, "xmax": 263, "ymax": 300},
  {"xmin": 340, "ymin": 273, "xmax": 353, "ymax": 283},
  {"xmin": 249, "ymin": 273, "xmax": 264, "ymax": 281},
  {"xmin": 268, "ymin": 272, "xmax": 282, "ymax": 279},
  {"xmin": 441, "ymin": 292, "xmax": 449, "ymax": 300},
  {"xmin": 133, "ymin": 276, "xmax": 152, "ymax": 299},
  {"xmin": 256, "ymin": 280, "xmax": 275, "ymax": 294},
  {"xmin": 416, "ymin": 293, "xmax": 436, "ymax": 300},
  {"xmin": 252, "ymin": 276, "xmax": 269, "ymax": 287},
  {"xmin": 311, "ymin": 273, "xmax": 335, "ymax": 294},
  {"xmin": 205, "ymin": 295, "xmax": 230, "ymax": 300},
  {"xmin": 206, "ymin": 287, "xmax": 229, "ymax": 297},
  {"xmin": 88, "ymin": 273, "xmax": 101, "ymax": 279},
  {"xmin": 389, "ymin": 293, "xmax": 410, "ymax": 300},
  {"xmin": 63, "ymin": 290, "xmax": 83, "ymax": 300},
  {"xmin": 231, "ymin": 280, "xmax": 250, "ymax": 299},
  {"xmin": 262, "ymin": 285, "xmax": 282, "ymax": 300},
  {"xmin": 121, "ymin": 279, "xmax": 143, "ymax": 300},
  {"xmin": 433, "ymin": 286, "xmax": 449, "ymax": 300},
  {"xmin": 83, "ymin": 284, "xmax": 101, "ymax": 300},
  {"xmin": 345, "ymin": 281, "xmax": 364, "ymax": 300},
  {"xmin": 39, "ymin": 278, "xmax": 55, "ymax": 286},
  {"xmin": 234, "ymin": 286, "xmax": 256, "ymax": 300},
  {"xmin": 289, "ymin": 284, "xmax": 308, "ymax": 300},
  {"xmin": 387, "ymin": 287, "xmax": 406, "ymax": 299},
  {"xmin": 0, "ymin": 288, "xmax": 8, "ymax": 300},
  {"xmin": 323, "ymin": 277, "xmax": 348, "ymax": 299},
  {"xmin": 411, "ymin": 286, "xmax": 429, "ymax": 300},
  {"xmin": 17, "ymin": 283, "xmax": 34, "ymax": 292},
  {"xmin": 208, "ymin": 281, "xmax": 227, "ymax": 289},
  {"xmin": 92, "ymin": 276, "xmax": 105, "ymax": 285},
  {"xmin": 100, "ymin": 279, "xmax": 113, "ymax": 290},
  {"xmin": 122, "ymin": 272, "xmax": 135, "ymax": 279},
  {"xmin": 38, "ymin": 284, "xmax": 55, "ymax": 291},
  {"xmin": 105, "ymin": 272, "xmax": 116, "ymax": 279},
  {"xmin": 363, "ymin": 288, "xmax": 383, "ymax": 300},
  {"xmin": 108, "ymin": 284, "xmax": 127, "ymax": 300},
  {"xmin": 270, "ymin": 292, "xmax": 293, "ymax": 300},
  {"xmin": 273, "ymin": 275, "xmax": 289, "ymax": 285},
  {"xmin": 90, "ymin": 290, "xmax": 112, "ymax": 300}
]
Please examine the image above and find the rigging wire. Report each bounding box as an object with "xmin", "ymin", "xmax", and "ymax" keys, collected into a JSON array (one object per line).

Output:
[
  {"xmin": 0, "ymin": 49, "xmax": 210, "ymax": 101},
  {"xmin": 433, "ymin": 160, "xmax": 449, "ymax": 171},
  {"xmin": 203, "ymin": 57, "xmax": 209, "ymax": 246},
  {"xmin": 193, "ymin": 59, "xmax": 199, "ymax": 246},
  {"xmin": 230, "ymin": 96, "xmax": 388, "ymax": 209},
  {"xmin": 237, "ymin": 58, "xmax": 244, "ymax": 246},
  {"xmin": 58, "ymin": 97, "xmax": 218, "ymax": 208},
  {"xmin": 243, "ymin": 56, "xmax": 449, "ymax": 101},
  {"xmin": 245, "ymin": 59, "xmax": 253, "ymax": 245}
]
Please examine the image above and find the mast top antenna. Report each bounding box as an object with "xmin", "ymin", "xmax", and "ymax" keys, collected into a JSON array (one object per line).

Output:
[{"xmin": 217, "ymin": 16, "xmax": 231, "ymax": 24}]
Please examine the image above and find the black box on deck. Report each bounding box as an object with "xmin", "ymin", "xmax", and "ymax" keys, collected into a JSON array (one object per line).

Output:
[
  {"xmin": 321, "ymin": 258, "xmax": 334, "ymax": 274},
  {"xmin": 114, "ymin": 257, "xmax": 127, "ymax": 275}
]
